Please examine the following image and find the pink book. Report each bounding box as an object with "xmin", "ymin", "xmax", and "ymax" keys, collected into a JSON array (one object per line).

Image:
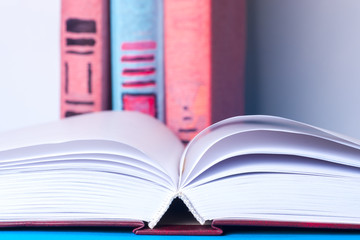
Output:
[
  {"xmin": 165, "ymin": 0, "xmax": 246, "ymax": 144},
  {"xmin": 60, "ymin": 0, "xmax": 110, "ymax": 118}
]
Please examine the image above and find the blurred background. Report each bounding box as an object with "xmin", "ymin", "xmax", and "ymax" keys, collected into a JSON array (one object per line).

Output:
[{"xmin": 0, "ymin": 0, "xmax": 360, "ymax": 138}]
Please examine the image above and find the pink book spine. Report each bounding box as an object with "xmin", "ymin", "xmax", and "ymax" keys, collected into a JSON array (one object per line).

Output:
[
  {"xmin": 60, "ymin": 0, "xmax": 110, "ymax": 118},
  {"xmin": 165, "ymin": 0, "xmax": 211, "ymax": 144}
]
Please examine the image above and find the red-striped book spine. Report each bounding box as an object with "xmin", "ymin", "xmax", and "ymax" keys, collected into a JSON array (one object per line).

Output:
[
  {"xmin": 60, "ymin": 0, "xmax": 110, "ymax": 118},
  {"xmin": 110, "ymin": 0, "xmax": 164, "ymax": 121}
]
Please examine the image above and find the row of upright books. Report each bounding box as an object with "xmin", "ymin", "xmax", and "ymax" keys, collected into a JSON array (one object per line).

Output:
[{"xmin": 60, "ymin": 0, "xmax": 246, "ymax": 143}]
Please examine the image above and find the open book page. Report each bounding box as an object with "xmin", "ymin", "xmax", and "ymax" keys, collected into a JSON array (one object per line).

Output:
[
  {"xmin": 176, "ymin": 115, "xmax": 360, "ymax": 226},
  {"xmin": 179, "ymin": 115, "xmax": 360, "ymax": 187},
  {"xmin": 1, "ymin": 168, "xmax": 173, "ymax": 223},
  {"xmin": 0, "ymin": 111, "xmax": 185, "ymax": 226},
  {"xmin": 184, "ymin": 172, "xmax": 360, "ymax": 225},
  {"xmin": 0, "ymin": 111, "xmax": 184, "ymax": 188}
]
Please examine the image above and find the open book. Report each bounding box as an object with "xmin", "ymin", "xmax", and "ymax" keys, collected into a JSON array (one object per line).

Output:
[{"xmin": 1, "ymin": 111, "xmax": 360, "ymax": 235}]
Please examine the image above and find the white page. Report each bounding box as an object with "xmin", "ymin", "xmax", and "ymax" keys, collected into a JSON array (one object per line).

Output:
[
  {"xmin": 182, "ymin": 173, "xmax": 360, "ymax": 225},
  {"xmin": 0, "ymin": 170, "xmax": 174, "ymax": 223},
  {"xmin": 0, "ymin": 158, "xmax": 171, "ymax": 190},
  {"xmin": 0, "ymin": 153, "xmax": 162, "ymax": 175},
  {"xmin": 181, "ymin": 130, "xmax": 360, "ymax": 187},
  {"xmin": 0, "ymin": 140, "xmax": 162, "ymax": 172},
  {"xmin": 0, "ymin": 153, "xmax": 173, "ymax": 187},
  {"xmin": 0, "ymin": 111, "xmax": 184, "ymax": 188},
  {"xmin": 180, "ymin": 115, "xmax": 360, "ymax": 186},
  {"xmin": 184, "ymin": 154, "xmax": 360, "ymax": 189},
  {"xmin": 0, "ymin": 141, "xmax": 174, "ymax": 189}
]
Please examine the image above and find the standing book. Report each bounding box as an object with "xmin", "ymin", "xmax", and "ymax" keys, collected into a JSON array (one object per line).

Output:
[
  {"xmin": 1, "ymin": 111, "xmax": 360, "ymax": 235},
  {"xmin": 60, "ymin": 0, "xmax": 110, "ymax": 118},
  {"xmin": 165, "ymin": 0, "xmax": 246, "ymax": 143},
  {"xmin": 110, "ymin": 0, "xmax": 164, "ymax": 120}
]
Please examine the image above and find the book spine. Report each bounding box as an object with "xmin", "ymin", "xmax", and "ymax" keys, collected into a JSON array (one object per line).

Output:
[
  {"xmin": 110, "ymin": 0, "xmax": 164, "ymax": 121},
  {"xmin": 165, "ymin": 0, "xmax": 211, "ymax": 144},
  {"xmin": 60, "ymin": 0, "xmax": 110, "ymax": 118},
  {"xmin": 210, "ymin": 0, "xmax": 246, "ymax": 123}
]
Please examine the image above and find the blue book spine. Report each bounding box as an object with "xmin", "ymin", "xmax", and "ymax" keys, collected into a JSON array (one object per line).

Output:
[{"xmin": 110, "ymin": 0, "xmax": 164, "ymax": 121}]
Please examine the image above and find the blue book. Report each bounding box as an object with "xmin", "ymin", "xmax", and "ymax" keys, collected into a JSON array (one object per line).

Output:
[{"xmin": 110, "ymin": 0, "xmax": 164, "ymax": 121}]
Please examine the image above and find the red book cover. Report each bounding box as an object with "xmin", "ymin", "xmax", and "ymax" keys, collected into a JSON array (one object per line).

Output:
[
  {"xmin": 164, "ymin": 0, "xmax": 246, "ymax": 144},
  {"xmin": 60, "ymin": 0, "xmax": 110, "ymax": 118},
  {"xmin": 2, "ymin": 219, "xmax": 360, "ymax": 235},
  {"xmin": 165, "ymin": 0, "xmax": 211, "ymax": 144},
  {"xmin": 210, "ymin": 0, "xmax": 246, "ymax": 124}
]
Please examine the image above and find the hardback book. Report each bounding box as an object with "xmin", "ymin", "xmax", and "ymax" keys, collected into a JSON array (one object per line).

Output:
[
  {"xmin": 164, "ymin": 0, "xmax": 246, "ymax": 144},
  {"xmin": 60, "ymin": 0, "xmax": 111, "ymax": 118},
  {"xmin": 1, "ymin": 111, "xmax": 360, "ymax": 235},
  {"xmin": 110, "ymin": 0, "xmax": 164, "ymax": 121}
]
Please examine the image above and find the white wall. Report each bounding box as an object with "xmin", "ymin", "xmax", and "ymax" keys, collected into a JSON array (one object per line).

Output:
[
  {"xmin": 0, "ymin": 0, "xmax": 60, "ymax": 133},
  {"xmin": 246, "ymin": 0, "xmax": 360, "ymax": 138}
]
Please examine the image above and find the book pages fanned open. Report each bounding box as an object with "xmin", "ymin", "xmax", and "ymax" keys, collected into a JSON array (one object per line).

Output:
[{"xmin": 1, "ymin": 111, "xmax": 360, "ymax": 235}]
